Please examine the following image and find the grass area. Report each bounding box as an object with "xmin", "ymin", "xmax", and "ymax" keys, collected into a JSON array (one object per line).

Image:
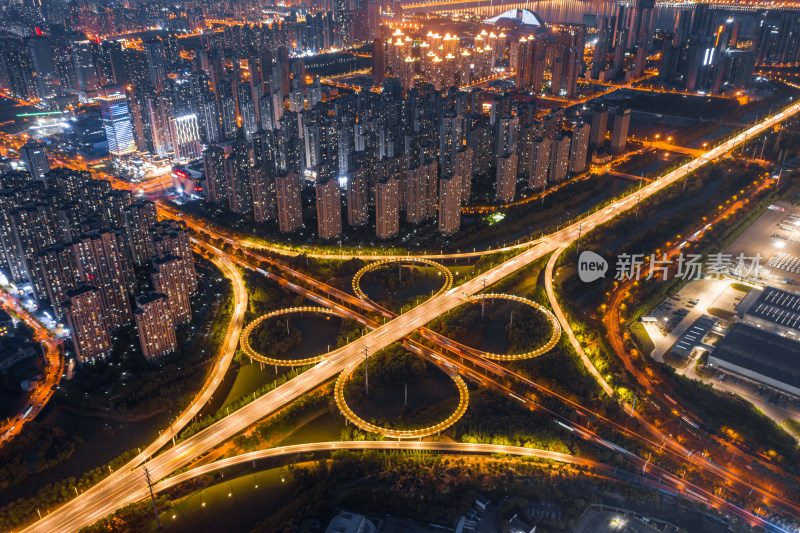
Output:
[
  {"xmin": 221, "ymin": 362, "xmax": 282, "ymax": 408},
  {"xmin": 783, "ymin": 419, "xmax": 800, "ymax": 438},
  {"xmin": 628, "ymin": 322, "xmax": 656, "ymax": 356},
  {"xmin": 706, "ymin": 308, "xmax": 736, "ymax": 321},
  {"xmin": 160, "ymin": 468, "xmax": 291, "ymax": 533},
  {"xmin": 730, "ymin": 283, "xmax": 755, "ymax": 293}
]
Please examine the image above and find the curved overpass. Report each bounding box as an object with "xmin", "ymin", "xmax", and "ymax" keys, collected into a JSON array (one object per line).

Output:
[
  {"xmin": 150, "ymin": 440, "xmax": 765, "ymax": 530},
  {"xmin": 153, "ymin": 441, "xmax": 609, "ymax": 496},
  {"xmin": 20, "ymin": 97, "xmax": 800, "ymax": 533}
]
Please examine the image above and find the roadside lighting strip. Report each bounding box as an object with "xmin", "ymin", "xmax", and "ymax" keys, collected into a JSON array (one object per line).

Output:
[
  {"xmin": 351, "ymin": 257, "xmax": 453, "ymax": 306},
  {"xmin": 460, "ymin": 293, "xmax": 561, "ymax": 361},
  {"xmin": 334, "ymin": 354, "xmax": 469, "ymax": 439},
  {"xmin": 152, "ymin": 441, "xmax": 611, "ymax": 497},
  {"xmin": 240, "ymin": 307, "xmax": 346, "ymax": 366}
]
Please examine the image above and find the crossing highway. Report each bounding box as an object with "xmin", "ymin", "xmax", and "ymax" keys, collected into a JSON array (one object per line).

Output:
[{"xmin": 18, "ymin": 97, "xmax": 800, "ymax": 533}]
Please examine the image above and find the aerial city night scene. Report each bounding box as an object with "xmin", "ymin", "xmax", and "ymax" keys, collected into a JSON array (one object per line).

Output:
[{"xmin": 1, "ymin": 0, "xmax": 800, "ymax": 530}]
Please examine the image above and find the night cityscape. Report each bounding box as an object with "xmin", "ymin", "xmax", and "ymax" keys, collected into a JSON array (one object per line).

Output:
[{"xmin": 1, "ymin": 0, "xmax": 800, "ymax": 531}]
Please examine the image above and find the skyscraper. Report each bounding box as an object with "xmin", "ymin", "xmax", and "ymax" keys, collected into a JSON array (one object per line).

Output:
[
  {"xmin": 99, "ymin": 87, "xmax": 136, "ymax": 157},
  {"xmin": 549, "ymin": 136, "xmax": 571, "ymax": 183},
  {"xmin": 375, "ymin": 176, "xmax": 400, "ymax": 240},
  {"xmin": 438, "ymin": 174, "xmax": 461, "ymax": 236},
  {"xmin": 372, "ymin": 38, "xmax": 385, "ymax": 86},
  {"xmin": 315, "ymin": 177, "xmax": 342, "ymax": 239},
  {"xmin": 250, "ymin": 164, "xmax": 277, "ymax": 223},
  {"xmin": 169, "ymin": 114, "xmax": 202, "ymax": 162},
  {"xmin": 64, "ymin": 285, "xmax": 112, "ymax": 363},
  {"xmin": 152, "ymin": 255, "xmax": 192, "ymax": 325},
  {"xmin": 569, "ymin": 122, "xmax": 591, "ymax": 174},
  {"xmin": 589, "ymin": 107, "xmax": 608, "ymax": 151},
  {"xmin": 496, "ymin": 151, "xmax": 518, "ymax": 203},
  {"xmin": 134, "ymin": 292, "xmax": 177, "ymax": 360},
  {"xmin": 143, "ymin": 38, "xmax": 166, "ymax": 91},
  {"xmin": 346, "ymin": 168, "xmax": 368, "ymax": 227},
  {"xmin": 19, "ymin": 140, "xmax": 49, "ymax": 180},
  {"xmin": 610, "ymin": 108, "xmax": 631, "ymax": 155},
  {"xmin": 529, "ymin": 138, "xmax": 551, "ymax": 190},
  {"xmin": 123, "ymin": 199, "xmax": 157, "ymax": 266},
  {"xmin": 276, "ymin": 171, "xmax": 302, "ymax": 233}
]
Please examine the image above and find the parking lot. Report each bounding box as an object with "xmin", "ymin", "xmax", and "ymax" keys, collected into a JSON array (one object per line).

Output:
[{"xmin": 724, "ymin": 200, "xmax": 800, "ymax": 287}]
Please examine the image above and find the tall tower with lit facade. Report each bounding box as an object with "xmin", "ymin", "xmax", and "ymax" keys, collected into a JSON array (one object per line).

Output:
[{"xmin": 99, "ymin": 86, "xmax": 136, "ymax": 157}]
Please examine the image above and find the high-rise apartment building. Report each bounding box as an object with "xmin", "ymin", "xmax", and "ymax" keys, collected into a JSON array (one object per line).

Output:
[
  {"xmin": 64, "ymin": 285, "xmax": 112, "ymax": 363},
  {"xmin": 276, "ymin": 171, "xmax": 303, "ymax": 233},
  {"xmin": 72, "ymin": 231, "xmax": 132, "ymax": 330},
  {"xmin": 134, "ymin": 292, "xmax": 177, "ymax": 360},
  {"xmin": 438, "ymin": 174, "xmax": 461, "ymax": 236},
  {"xmin": 375, "ymin": 176, "xmax": 400, "ymax": 240},
  {"xmin": 151, "ymin": 220, "xmax": 197, "ymax": 294},
  {"xmin": 589, "ymin": 107, "xmax": 608, "ymax": 151},
  {"xmin": 123, "ymin": 199, "xmax": 157, "ymax": 266},
  {"xmin": 250, "ymin": 164, "xmax": 277, "ymax": 223},
  {"xmin": 569, "ymin": 122, "xmax": 591, "ymax": 174},
  {"xmin": 405, "ymin": 161, "xmax": 438, "ymax": 224},
  {"xmin": 19, "ymin": 140, "xmax": 49, "ymax": 180},
  {"xmin": 496, "ymin": 151, "xmax": 518, "ymax": 203},
  {"xmin": 610, "ymin": 108, "xmax": 630, "ymax": 155},
  {"xmin": 152, "ymin": 255, "xmax": 192, "ymax": 325},
  {"xmin": 455, "ymin": 147, "xmax": 473, "ymax": 203},
  {"xmin": 346, "ymin": 168, "xmax": 368, "ymax": 227},
  {"xmin": 315, "ymin": 177, "xmax": 342, "ymax": 239},
  {"xmin": 224, "ymin": 139, "xmax": 253, "ymax": 214},
  {"xmin": 203, "ymin": 145, "xmax": 228, "ymax": 205},
  {"xmin": 372, "ymin": 38, "xmax": 385, "ymax": 86},
  {"xmin": 549, "ymin": 136, "xmax": 571, "ymax": 183},
  {"xmin": 528, "ymin": 138, "xmax": 551, "ymax": 190}
]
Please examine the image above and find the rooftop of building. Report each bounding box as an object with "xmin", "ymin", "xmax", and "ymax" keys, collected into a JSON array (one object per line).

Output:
[
  {"xmin": 134, "ymin": 292, "xmax": 169, "ymax": 309},
  {"xmin": 672, "ymin": 315, "xmax": 717, "ymax": 357},
  {"xmin": 738, "ymin": 285, "xmax": 800, "ymax": 331},
  {"xmin": 710, "ymin": 322, "xmax": 800, "ymax": 391},
  {"xmin": 484, "ymin": 9, "xmax": 545, "ymax": 28}
]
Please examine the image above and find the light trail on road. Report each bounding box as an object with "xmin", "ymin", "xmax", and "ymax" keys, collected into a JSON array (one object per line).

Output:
[
  {"xmin": 18, "ymin": 96, "xmax": 800, "ymax": 533},
  {"xmin": 0, "ymin": 287, "xmax": 62, "ymax": 445}
]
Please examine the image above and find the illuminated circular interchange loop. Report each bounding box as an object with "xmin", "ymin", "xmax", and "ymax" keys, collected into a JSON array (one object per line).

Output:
[
  {"xmin": 459, "ymin": 293, "xmax": 561, "ymax": 361},
  {"xmin": 240, "ymin": 307, "xmax": 344, "ymax": 366},
  {"xmin": 351, "ymin": 258, "xmax": 453, "ymax": 307},
  {"xmin": 334, "ymin": 353, "xmax": 469, "ymax": 439}
]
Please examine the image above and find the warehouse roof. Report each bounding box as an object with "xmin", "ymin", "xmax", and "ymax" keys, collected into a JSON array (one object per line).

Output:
[
  {"xmin": 710, "ymin": 322, "xmax": 800, "ymax": 392},
  {"xmin": 744, "ymin": 286, "xmax": 800, "ymax": 331}
]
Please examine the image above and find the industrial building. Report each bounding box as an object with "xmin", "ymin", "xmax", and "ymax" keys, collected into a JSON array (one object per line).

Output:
[
  {"xmin": 736, "ymin": 285, "xmax": 800, "ymax": 338},
  {"xmin": 708, "ymin": 322, "xmax": 800, "ymax": 397}
]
